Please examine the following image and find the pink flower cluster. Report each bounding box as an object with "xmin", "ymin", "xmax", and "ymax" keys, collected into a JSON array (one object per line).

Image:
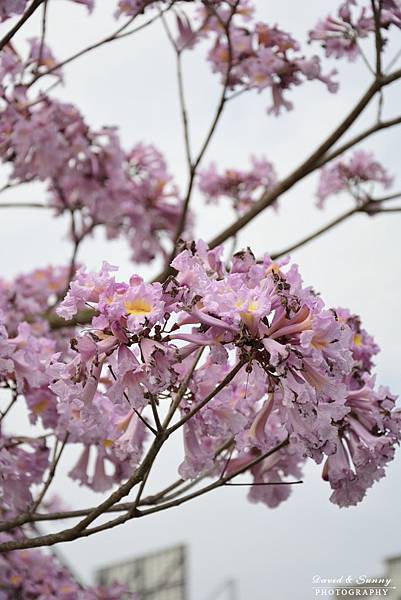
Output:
[
  {"xmin": 316, "ymin": 150, "xmax": 393, "ymax": 207},
  {"xmin": 0, "ymin": 0, "xmax": 94, "ymax": 21},
  {"xmin": 0, "ymin": 265, "xmax": 69, "ymax": 336},
  {"xmin": 321, "ymin": 307, "xmax": 399, "ymax": 507},
  {"xmin": 115, "ymin": 0, "xmax": 168, "ymax": 18},
  {"xmin": 0, "ymin": 533, "xmax": 135, "ymax": 599},
  {"xmin": 198, "ymin": 156, "xmax": 277, "ymax": 213},
  {"xmin": 177, "ymin": 1, "xmax": 338, "ymax": 114},
  {"xmin": 6, "ymin": 241, "xmax": 389, "ymax": 510},
  {"xmin": 309, "ymin": 0, "xmax": 401, "ymax": 61},
  {"xmin": 0, "ymin": 48, "xmax": 184, "ymax": 263}
]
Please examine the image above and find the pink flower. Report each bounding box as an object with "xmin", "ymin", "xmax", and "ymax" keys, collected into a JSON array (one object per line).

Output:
[
  {"xmin": 199, "ymin": 156, "xmax": 277, "ymax": 213},
  {"xmin": 316, "ymin": 150, "xmax": 393, "ymax": 207}
]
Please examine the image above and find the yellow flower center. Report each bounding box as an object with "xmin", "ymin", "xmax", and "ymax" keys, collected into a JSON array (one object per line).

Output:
[
  {"xmin": 124, "ymin": 298, "xmax": 152, "ymax": 316},
  {"xmin": 32, "ymin": 398, "xmax": 49, "ymax": 414},
  {"xmin": 353, "ymin": 333, "xmax": 362, "ymax": 347},
  {"xmin": 265, "ymin": 263, "xmax": 280, "ymax": 275},
  {"xmin": 247, "ymin": 301, "xmax": 259, "ymax": 313},
  {"xmin": 311, "ymin": 338, "xmax": 327, "ymax": 351}
]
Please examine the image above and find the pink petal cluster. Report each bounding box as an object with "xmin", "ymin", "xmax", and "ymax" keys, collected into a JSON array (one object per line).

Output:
[
  {"xmin": 0, "ymin": 49, "xmax": 184, "ymax": 263},
  {"xmin": 198, "ymin": 156, "xmax": 277, "ymax": 213},
  {"xmin": 0, "ymin": 0, "xmax": 29, "ymax": 21},
  {"xmin": 0, "ymin": 532, "xmax": 135, "ymax": 599},
  {"xmin": 32, "ymin": 241, "xmax": 397, "ymax": 509},
  {"xmin": 316, "ymin": 150, "xmax": 393, "ymax": 207},
  {"xmin": 309, "ymin": 0, "xmax": 401, "ymax": 61},
  {"xmin": 0, "ymin": 0, "xmax": 93, "ymax": 21},
  {"xmin": 322, "ymin": 307, "xmax": 400, "ymax": 506},
  {"xmin": 0, "ymin": 265, "xmax": 69, "ymax": 336},
  {"xmin": 181, "ymin": 1, "xmax": 338, "ymax": 114},
  {"xmin": 115, "ymin": 0, "xmax": 167, "ymax": 17}
]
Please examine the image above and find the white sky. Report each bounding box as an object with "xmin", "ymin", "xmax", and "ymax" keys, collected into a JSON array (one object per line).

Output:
[{"xmin": 1, "ymin": 1, "xmax": 401, "ymax": 599}]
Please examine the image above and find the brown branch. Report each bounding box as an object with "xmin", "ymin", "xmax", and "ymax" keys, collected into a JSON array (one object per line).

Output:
[
  {"xmin": 371, "ymin": 0, "xmax": 383, "ymax": 78},
  {"xmin": 371, "ymin": 191, "xmax": 401, "ymax": 203},
  {"xmin": 271, "ymin": 207, "xmax": 360, "ymax": 259},
  {"xmin": 223, "ymin": 480, "xmax": 302, "ymax": 486},
  {"xmin": 166, "ymin": 0, "xmax": 240, "ymax": 265},
  {"xmin": 0, "ymin": 478, "xmax": 187, "ymax": 532},
  {"xmin": 46, "ymin": 307, "xmax": 95, "ymax": 330},
  {"xmin": 0, "ymin": 202, "xmax": 49, "ymax": 209},
  {"xmin": 0, "ymin": 437, "xmax": 289, "ymax": 551},
  {"xmin": 0, "ymin": 393, "xmax": 17, "ymax": 425},
  {"xmin": 162, "ymin": 347, "xmax": 204, "ymax": 429},
  {"xmin": 205, "ymin": 68, "xmax": 401, "ymax": 250},
  {"xmin": 314, "ymin": 115, "xmax": 401, "ymax": 170},
  {"xmin": 36, "ymin": 0, "xmax": 48, "ymax": 71},
  {"xmin": 0, "ymin": 0, "xmax": 45, "ymax": 52},
  {"xmin": 167, "ymin": 360, "xmax": 245, "ymax": 435},
  {"xmin": 149, "ymin": 394, "xmax": 163, "ymax": 433},
  {"xmin": 386, "ymin": 46, "xmax": 401, "ymax": 72},
  {"xmin": 367, "ymin": 206, "xmax": 401, "ymax": 213},
  {"xmin": 271, "ymin": 192, "xmax": 401, "ymax": 259},
  {"xmin": 108, "ymin": 365, "xmax": 157, "ymax": 435},
  {"xmin": 44, "ymin": 82, "xmax": 401, "ymax": 331},
  {"xmin": 67, "ymin": 210, "xmax": 80, "ymax": 285},
  {"xmin": 0, "ymin": 432, "xmax": 168, "ymax": 551},
  {"xmin": 0, "ymin": 438, "xmax": 234, "ymax": 532},
  {"xmin": 30, "ymin": 434, "xmax": 69, "ymax": 514},
  {"xmin": 138, "ymin": 437, "xmax": 290, "ymax": 518},
  {"xmin": 160, "ymin": 11, "xmax": 192, "ymax": 170}
]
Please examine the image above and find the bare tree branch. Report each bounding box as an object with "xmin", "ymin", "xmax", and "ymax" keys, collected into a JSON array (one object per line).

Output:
[
  {"xmin": 206, "ymin": 69, "xmax": 401, "ymax": 250},
  {"xmin": 167, "ymin": 360, "xmax": 246, "ymax": 435},
  {"xmin": 0, "ymin": 202, "xmax": 49, "ymax": 209},
  {"xmin": 0, "ymin": 437, "xmax": 289, "ymax": 551},
  {"xmin": 271, "ymin": 195, "xmax": 401, "ymax": 259},
  {"xmin": 315, "ymin": 115, "xmax": 401, "ymax": 170},
  {"xmin": 271, "ymin": 207, "xmax": 360, "ymax": 260},
  {"xmin": 0, "ymin": 0, "xmax": 45, "ymax": 52},
  {"xmin": 30, "ymin": 434, "xmax": 69, "ymax": 514},
  {"xmin": 371, "ymin": 0, "xmax": 383, "ymax": 78},
  {"xmin": 166, "ymin": 0, "xmax": 240, "ymax": 265},
  {"xmin": 28, "ymin": 1, "xmax": 176, "ymax": 87}
]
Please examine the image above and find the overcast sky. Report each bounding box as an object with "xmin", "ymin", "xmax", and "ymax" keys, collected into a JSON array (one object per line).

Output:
[{"xmin": 1, "ymin": 1, "xmax": 401, "ymax": 599}]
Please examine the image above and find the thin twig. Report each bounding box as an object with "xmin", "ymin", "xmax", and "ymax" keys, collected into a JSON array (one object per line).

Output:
[
  {"xmin": 0, "ymin": 438, "xmax": 237, "ymax": 532},
  {"xmin": 108, "ymin": 365, "xmax": 157, "ymax": 436},
  {"xmin": 371, "ymin": 0, "xmax": 383, "ymax": 78},
  {"xmin": 368, "ymin": 206, "xmax": 401, "ymax": 213},
  {"xmin": 162, "ymin": 347, "xmax": 204, "ymax": 428},
  {"xmin": 0, "ymin": 478, "xmax": 186, "ymax": 532},
  {"xmin": 371, "ymin": 191, "xmax": 401, "ymax": 203},
  {"xmin": 28, "ymin": 1, "xmax": 176, "ymax": 86},
  {"xmin": 223, "ymin": 480, "xmax": 303, "ymax": 486},
  {"xmin": 315, "ymin": 115, "xmax": 401, "ymax": 170},
  {"xmin": 271, "ymin": 207, "xmax": 360, "ymax": 259},
  {"xmin": 204, "ymin": 67, "xmax": 401, "ymax": 250},
  {"xmin": 36, "ymin": 0, "xmax": 49, "ymax": 71},
  {"xmin": 0, "ymin": 438, "xmax": 288, "ymax": 551},
  {"xmin": 386, "ymin": 46, "xmax": 401, "ymax": 72},
  {"xmin": 167, "ymin": 360, "xmax": 245, "ymax": 435},
  {"xmin": 149, "ymin": 394, "xmax": 163, "ymax": 433},
  {"xmin": 0, "ymin": 394, "xmax": 17, "ymax": 425},
  {"xmin": 160, "ymin": 11, "xmax": 192, "ymax": 170},
  {"xmin": 0, "ymin": 202, "xmax": 49, "ymax": 209},
  {"xmin": 30, "ymin": 434, "xmax": 69, "ymax": 513},
  {"xmin": 166, "ymin": 0, "xmax": 240, "ymax": 264}
]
